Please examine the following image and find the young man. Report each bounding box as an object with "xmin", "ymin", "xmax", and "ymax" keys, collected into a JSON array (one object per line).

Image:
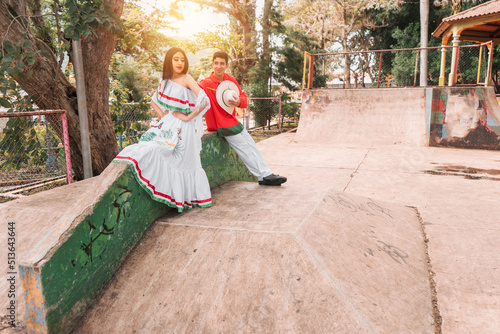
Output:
[{"xmin": 199, "ymin": 50, "xmax": 287, "ymax": 186}]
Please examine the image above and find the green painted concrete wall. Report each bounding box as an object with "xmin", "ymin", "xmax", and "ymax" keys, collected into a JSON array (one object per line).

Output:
[{"xmin": 20, "ymin": 133, "xmax": 257, "ymax": 333}]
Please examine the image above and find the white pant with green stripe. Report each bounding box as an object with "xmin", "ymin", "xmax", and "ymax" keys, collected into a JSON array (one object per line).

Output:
[{"xmin": 224, "ymin": 128, "xmax": 272, "ymax": 181}]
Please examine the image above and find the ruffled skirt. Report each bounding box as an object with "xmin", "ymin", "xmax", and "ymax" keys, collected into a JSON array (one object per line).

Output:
[{"xmin": 113, "ymin": 113, "xmax": 212, "ymax": 212}]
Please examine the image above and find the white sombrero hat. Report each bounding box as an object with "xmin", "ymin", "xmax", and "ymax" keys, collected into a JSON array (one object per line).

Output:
[{"xmin": 216, "ymin": 80, "xmax": 239, "ymax": 113}]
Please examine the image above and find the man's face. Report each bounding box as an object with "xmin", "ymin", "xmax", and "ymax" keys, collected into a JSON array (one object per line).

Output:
[{"xmin": 212, "ymin": 57, "xmax": 229, "ymax": 77}]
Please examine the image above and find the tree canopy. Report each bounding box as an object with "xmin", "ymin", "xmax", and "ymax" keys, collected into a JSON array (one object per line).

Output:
[{"xmin": 2, "ymin": 0, "xmax": 499, "ymax": 178}]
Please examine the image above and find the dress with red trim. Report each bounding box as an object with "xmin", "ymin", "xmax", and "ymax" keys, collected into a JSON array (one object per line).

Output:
[{"xmin": 113, "ymin": 79, "xmax": 212, "ymax": 212}]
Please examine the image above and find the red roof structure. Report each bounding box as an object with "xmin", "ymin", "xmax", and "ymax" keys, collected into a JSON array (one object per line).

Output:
[{"xmin": 432, "ymin": 0, "xmax": 500, "ymax": 44}]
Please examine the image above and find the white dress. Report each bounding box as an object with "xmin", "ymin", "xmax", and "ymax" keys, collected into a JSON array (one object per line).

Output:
[{"xmin": 113, "ymin": 79, "xmax": 211, "ymax": 212}]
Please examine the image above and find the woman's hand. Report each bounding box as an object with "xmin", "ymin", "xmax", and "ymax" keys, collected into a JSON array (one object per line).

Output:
[
  {"xmin": 171, "ymin": 111, "xmax": 189, "ymax": 121},
  {"xmin": 151, "ymin": 102, "xmax": 168, "ymax": 119},
  {"xmin": 172, "ymin": 98, "xmax": 208, "ymax": 122}
]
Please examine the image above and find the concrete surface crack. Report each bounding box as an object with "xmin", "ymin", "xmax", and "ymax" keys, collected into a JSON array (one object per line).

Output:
[
  {"xmin": 343, "ymin": 145, "xmax": 373, "ymax": 192},
  {"xmin": 410, "ymin": 206, "xmax": 442, "ymax": 334}
]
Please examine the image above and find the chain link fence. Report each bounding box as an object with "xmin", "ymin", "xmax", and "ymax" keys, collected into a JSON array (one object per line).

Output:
[
  {"xmin": 0, "ymin": 98, "xmax": 285, "ymax": 201},
  {"xmin": 242, "ymin": 97, "xmax": 282, "ymax": 132},
  {"xmin": 303, "ymin": 42, "xmax": 492, "ymax": 89},
  {"xmin": 0, "ymin": 110, "xmax": 72, "ymax": 200},
  {"xmin": 114, "ymin": 99, "xmax": 285, "ymax": 146},
  {"xmin": 111, "ymin": 102, "xmax": 154, "ymax": 150}
]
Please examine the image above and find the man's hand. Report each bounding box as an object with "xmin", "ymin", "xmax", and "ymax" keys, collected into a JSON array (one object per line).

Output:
[{"xmin": 226, "ymin": 94, "xmax": 241, "ymax": 108}]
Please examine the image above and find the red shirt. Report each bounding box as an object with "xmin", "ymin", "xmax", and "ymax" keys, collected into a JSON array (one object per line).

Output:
[{"xmin": 199, "ymin": 72, "xmax": 248, "ymax": 136}]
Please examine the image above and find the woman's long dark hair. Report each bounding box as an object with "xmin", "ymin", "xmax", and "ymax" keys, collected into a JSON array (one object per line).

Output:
[{"xmin": 162, "ymin": 47, "xmax": 189, "ymax": 80}]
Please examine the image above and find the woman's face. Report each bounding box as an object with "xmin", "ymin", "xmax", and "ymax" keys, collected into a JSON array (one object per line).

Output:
[{"xmin": 172, "ymin": 52, "xmax": 186, "ymax": 74}]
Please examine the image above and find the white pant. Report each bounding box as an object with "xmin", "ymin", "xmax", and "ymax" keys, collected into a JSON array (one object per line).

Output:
[{"xmin": 224, "ymin": 129, "xmax": 272, "ymax": 181}]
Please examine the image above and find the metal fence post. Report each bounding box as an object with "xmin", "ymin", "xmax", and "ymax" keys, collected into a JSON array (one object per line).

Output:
[
  {"xmin": 278, "ymin": 98, "xmax": 282, "ymax": 132},
  {"xmin": 377, "ymin": 51, "xmax": 383, "ymax": 88},
  {"xmin": 308, "ymin": 54, "xmax": 315, "ymax": 89},
  {"xmin": 414, "ymin": 50, "xmax": 420, "ymax": 87},
  {"xmin": 486, "ymin": 41, "xmax": 494, "ymax": 86},
  {"xmin": 72, "ymin": 39, "xmax": 93, "ymax": 179},
  {"xmin": 303, "ymin": 52, "xmax": 309, "ymax": 90},
  {"xmin": 61, "ymin": 111, "xmax": 73, "ymax": 184}
]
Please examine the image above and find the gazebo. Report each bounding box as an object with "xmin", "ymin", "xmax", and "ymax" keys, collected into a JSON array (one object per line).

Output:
[{"xmin": 432, "ymin": 0, "xmax": 500, "ymax": 86}]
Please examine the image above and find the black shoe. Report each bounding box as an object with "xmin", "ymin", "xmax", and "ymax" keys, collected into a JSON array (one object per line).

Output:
[{"xmin": 259, "ymin": 173, "xmax": 287, "ymax": 186}]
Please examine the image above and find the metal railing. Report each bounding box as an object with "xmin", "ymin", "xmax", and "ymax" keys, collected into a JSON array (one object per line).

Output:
[
  {"xmin": 0, "ymin": 110, "xmax": 72, "ymax": 199},
  {"xmin": 303, "ymin": 42, "xmax": 493, "ymax": 89}
]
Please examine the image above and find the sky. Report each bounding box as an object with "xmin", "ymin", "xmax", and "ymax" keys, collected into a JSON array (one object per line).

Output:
[
  {"xmin": 140, "ymin": 0, "xmax": 264, "ymax": 38},
  {"xmin": 140, "ymin": 0, "xmax": 229, "ymax": 38}
]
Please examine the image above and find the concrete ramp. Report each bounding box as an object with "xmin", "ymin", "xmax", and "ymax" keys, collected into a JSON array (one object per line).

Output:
[
  {"xmin": 296, "ymin": 87, "xmax": 500, "ymax": 150},
  {"xmin": 0, "ymin": 133, "xmax": 256, "ymax": 333},
  {"xmin": 75, "ymin": 184, "xmax": 434, "ymax": 333},
  {"xmin": 296, "ymin": 88, "xmax": 429, "ymax": 147}
]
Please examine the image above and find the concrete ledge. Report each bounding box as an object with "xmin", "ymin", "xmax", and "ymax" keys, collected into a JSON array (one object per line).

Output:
[{"xmin": 14, "ymin": 132, "xmax": 256, "ymax": 333}]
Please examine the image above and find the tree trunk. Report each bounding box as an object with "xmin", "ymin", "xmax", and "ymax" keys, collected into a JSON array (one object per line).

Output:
[
  {"xmin": 0, "ymin": 0, "xmax": 123, "ymax": 180},
  {"xmin": 341, "ymin": 7, "xmax": 351, "ymax": 88},
  {"xmin": 236, "ymin": 0, "xmax": 257, "ymax": 80},
  {"xmin": 186, "ymin": 0, "xmax": 257, "ymax": 81},
  {"xmin": 261, "ymin": 0, "xmax": 273, "ymax": 87},
  {"xmin": 420, "ymin": 0, "xmax": 429, "ymax": 86}
]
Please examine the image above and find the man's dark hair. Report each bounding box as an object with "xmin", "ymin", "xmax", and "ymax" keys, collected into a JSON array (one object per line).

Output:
[{"xmin": 213, "ymin": 50, "xmax": 229, "ymax": 63}]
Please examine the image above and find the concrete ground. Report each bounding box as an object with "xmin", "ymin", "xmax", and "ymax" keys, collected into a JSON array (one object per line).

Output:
[
  {"xmin": 72, "ymin": 133, "xmax": 500, "ymax": 333},
  {"xmin": 2, "ymin": 86, "xmax": 499, "ymax": 332}
]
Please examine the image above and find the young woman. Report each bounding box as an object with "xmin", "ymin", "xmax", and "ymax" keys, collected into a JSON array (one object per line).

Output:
[{"xmin": 113, "ymin": 47, "xmax": 211, "ymax": 212}]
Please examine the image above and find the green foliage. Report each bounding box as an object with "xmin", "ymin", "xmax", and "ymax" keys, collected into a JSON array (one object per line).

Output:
[
  {"xmin": 276, "ymin": 91, "xmax": 300, "ymax": 125},
  {"xmin": 116, "ymin": 2, "xmax": 174, "ymax": 70},
  {"xmin": 0, "ymin": 78, "xmax": 35, "ymax": 112},
  {"xmin": 62, "ymin": 0, "xmax": 117, "ymax": 41},
  {"xmin": 0, "ymin": 39, "xmax": 37, "ymax": 102},
  {"xmin": 0, "ymin": 117, "xmax": 46, "ymax": 171},
  {"xmin": 0, "ymin": 115, "xmax": 61, "ymax": 174},
  {"xmin": 245, "ymin": 82, "xmax": 285, "ymax": 130},
  {"xmin": 112, "ymin": 56, "xmax": 159, "ymax": 102},
  {"xmin": 180, "ymin": 24, "xmax": 243, "ymax": 55},
  {"xmin": 0, "ymin": 79, "xmax": 63, "ymax": 175},
  {"xmin": 109, "ymin": 79, "xmax": 152, "ymax": 149},
  {"xmin": 189, "ymin": 55, "xmax": 214, "ymax": 81},
  {"xmin": 274, "ymin": 27, "xmax": 327, "ymax": 91},
  {"xmin": 390, "ymin": 23, "xmax": 420, "ymax": 86},
  {"xmin": 246, "ymin": 81, "xmax": 273, "ymax": 127}
]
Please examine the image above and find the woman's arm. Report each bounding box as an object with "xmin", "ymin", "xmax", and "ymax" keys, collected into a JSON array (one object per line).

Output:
[
  {"xmin": 185, "ymin": 75, "xmax": 201, "ymax": 96},
  {"xmin": 171, "ymin": 98, "xmax": 208, "ymax": 122},
  {"xmin": 151, "ymin": 101, "xmax": 166, "ymax": 119},
  {"xmin": 171, "ymin": 75, "xmax": 208, "ymax": 122}
]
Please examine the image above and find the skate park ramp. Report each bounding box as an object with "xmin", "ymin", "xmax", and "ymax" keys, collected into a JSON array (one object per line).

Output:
[
  {"xmin": 295, "ymin": 88, "xmax": 429, "ymax": 147},
  {"xmin": 75, "ymin": 187, "xmax": 433, "ymax": 333},
  {"xmin": 0, "ymin": 133, "xmax": 256, "ymax": 333},
  {"xmin": 3, "ymin": 87, "xmax": 500, "ymax": 333},
  {"xmin": 75, "ymin": 87, "xmax": 500, "ymax": 333}
]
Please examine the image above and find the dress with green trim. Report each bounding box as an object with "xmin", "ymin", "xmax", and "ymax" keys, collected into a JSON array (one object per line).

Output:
[{"xmin": 113, "ymin": 80, "xmax": 212, "ymax": 212}]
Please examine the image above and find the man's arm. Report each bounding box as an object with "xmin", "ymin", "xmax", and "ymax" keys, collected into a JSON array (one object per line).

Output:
[
  {"xmin": 226, "ymin": 76, "xmax": 247, "ymax": 109},
  {"xmin": 238, "ymin": 88, "xmax": 248, "ymax": 109}
]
